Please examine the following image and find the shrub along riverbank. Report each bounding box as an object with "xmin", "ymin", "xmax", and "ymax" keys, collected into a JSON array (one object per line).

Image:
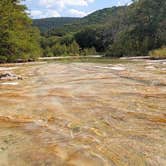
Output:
[
  {"xmin": 149, "ymin": 47, "xmax": 166, "ymax": 59},
  {"xmin": 0, "ymin": 0, "xmax": 41, "ymax": 63}
]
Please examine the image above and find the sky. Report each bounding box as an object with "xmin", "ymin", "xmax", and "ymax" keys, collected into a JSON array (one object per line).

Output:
[{"xmin": 25, "ymin": 0, "xmax": 131, "ymax": 19}]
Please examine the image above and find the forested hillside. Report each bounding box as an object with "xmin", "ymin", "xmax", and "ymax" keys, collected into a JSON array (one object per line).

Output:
[
  {"xmin": 44, "ymin": 6, "xmax": 126, "ymax": 36},
  {"xmin": 33, "ymin": 17, "xmax": 80, "ymax": 34},
  {"xmin": 0, "ymin": 0, "xmax": 41, "ymax": 63},
  {"xmin": 36, "ymin": 0, "xmax": 166, "ymax": 58}
]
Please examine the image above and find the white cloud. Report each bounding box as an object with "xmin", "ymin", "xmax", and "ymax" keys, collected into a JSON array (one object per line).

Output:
[
  {"xmin": 30, "ymin": 10, "xmax": 43, "ymax": 18},
  {"xmin": 69, "ymin": 9, "xmax": 91, "ymax": 17},
  {"xmin": 117, "ymin": 0, "xmax": 131, "ymax": 6},
  {"xmin": 44, "ymin": 10, "xmax": 61, "ymax": 17},
  {"xmin": 30, "ymin": 9, "xmax": 61, "ymax": 18},
  {"xmin": 39, "ymin": 0, "xmax": 95, "ymax": 8}
]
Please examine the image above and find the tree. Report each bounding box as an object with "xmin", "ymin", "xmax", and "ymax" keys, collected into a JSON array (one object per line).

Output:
[
  {"xmin": 68, "ymin": 41, "xmax": 80, "ymax": 56},
  {"xmin": 106, "ymin": 0, "xmax": 166, "ymax": 57},
  {"xmin": 0, "ymin": 0, "xmax": 42, "ymax": 62},
  {"xmin": 75, "ymin": 28, "xmax": 97, "ymax": 49},
  {"xmin": 52, "ymin": 43, "xmax": 67, "ymax": 56}
]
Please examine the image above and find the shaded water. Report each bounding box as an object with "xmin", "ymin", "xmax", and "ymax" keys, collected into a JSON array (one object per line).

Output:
[{"xmin": 0, "ymin": 58, "xmax": 166, "ymax": 165}]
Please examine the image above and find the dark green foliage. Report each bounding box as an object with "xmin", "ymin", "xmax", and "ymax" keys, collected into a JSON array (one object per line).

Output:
[
  {"xmin": 33, "ymin": 17, "xmax": 80, "ymax": 35},
  {"xmin": 0, "ymin": 0, "xmax": 42, "ymax": 62},
  {"xmin": 75, "ymin": 28, "xmax": 97, "ymax": 49},
  {"xmin": 60, "ymin": 34, "xmax": 75, "ymax": 46},
  {"xmin": 40, "ymin": 34, "xmax": 98, "ymax": 57},
  {"xmin": 0, "ymin": 56, "xmax": 8, "ymax": 63},
  {"xmin": 46, "ymin": 6, "xmax": 126, "ymax": 36},
  {"xmin": 106, "ymin": 0, "xmax": 166, "ymax": 57},
  {"xmin": 75, "ymin": 0, "xmax": 165, "ymax": 57}
]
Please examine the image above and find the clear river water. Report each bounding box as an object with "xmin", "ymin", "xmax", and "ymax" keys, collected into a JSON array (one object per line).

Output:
[{"xmin": 0, "ymin": 58, "xmax": 166, "ymax": 166}]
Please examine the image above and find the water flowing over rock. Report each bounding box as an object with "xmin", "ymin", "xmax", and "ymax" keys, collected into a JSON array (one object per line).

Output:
[{"xmin": 0, "ymin": 59, "xmax": 166, "ymax": 166}]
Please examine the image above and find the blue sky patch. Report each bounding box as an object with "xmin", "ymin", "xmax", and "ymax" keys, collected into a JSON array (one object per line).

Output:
[{"xmin": 25, "ymin": 0, "xmax": 131, "ymax": 18}]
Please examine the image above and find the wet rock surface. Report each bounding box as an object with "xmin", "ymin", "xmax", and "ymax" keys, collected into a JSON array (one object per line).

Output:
[
  {"xmin": 0, "ymin": 59, "xmax": 166, "ymax": 166},
  {"xmin": 0, "ymin": 72, "xmax": 22, "ymax": 81}
]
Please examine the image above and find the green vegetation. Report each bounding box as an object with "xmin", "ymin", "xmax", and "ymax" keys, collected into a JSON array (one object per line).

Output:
[
  {"xmin": 35, "ymin": 0, "xmax": 166, "ymax": 58},
  {"xmin": 44, "ymin": 6, "xmax": 126, "ymax": 36},
  {"xmin": 0, "ymin": 0, "xmax": 42, "ymax": 63},
  {"xmin": 41, "ymin": 34, "xmax": 97, "ymax": 57},
  {"xmin": 33, "ymin": 17, "xmax": 80, "ymax": 35},
  {"xmin": 149, "ymin": 46, "xmax": 166, "ymax": 59},
  {"xmin": 0, "ymin": 0, "xmax": 165, "ymax": 62}
]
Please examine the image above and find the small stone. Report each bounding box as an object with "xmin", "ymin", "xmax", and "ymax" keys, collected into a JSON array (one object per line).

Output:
[{"xmin": 0, "ymin": 72, "xmax": 22, "ymax": 80}]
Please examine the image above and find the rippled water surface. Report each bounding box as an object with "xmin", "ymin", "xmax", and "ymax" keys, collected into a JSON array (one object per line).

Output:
[{"xmin": 0, "ymin": 58, "xmax": 166, "ymax": 166}]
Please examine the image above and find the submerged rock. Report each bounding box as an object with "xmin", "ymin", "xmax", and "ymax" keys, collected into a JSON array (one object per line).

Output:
[{"xmin": 0, "ymin": 72, "xmax": 22, "ymax": 80}]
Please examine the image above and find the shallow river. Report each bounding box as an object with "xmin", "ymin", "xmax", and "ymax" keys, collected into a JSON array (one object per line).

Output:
[{"xmin": 0, "ymin": 58, "xmax": 166, "ymax": 166}]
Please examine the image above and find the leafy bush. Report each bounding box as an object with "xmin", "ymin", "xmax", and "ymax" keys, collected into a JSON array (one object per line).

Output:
[
  {"xmin": 0, "ymin": 56, "xmax": 7, "ymax": 63},
  {"xmin": 149, "ymin": 46, "xmax": 166, "ymax": 59},
  {"xmin": 81, "ymin": 47, "xmax": 97, "ymax": 56}
]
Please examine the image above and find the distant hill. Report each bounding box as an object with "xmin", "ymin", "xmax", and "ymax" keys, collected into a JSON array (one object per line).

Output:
[
  {"xmin": 47, "ymin": 6, "xmax": 127, "ymax": 35},
  {"xmin": 79, "ymin": 6, "xmax": 126, "ymax": 26},
  {"xmin": 33, "ymin": 7, "xmax": 126, "ymax": 35},
  {"xmin": 33, "ymin": 17, "xmax": 80, "ymax": 34}
]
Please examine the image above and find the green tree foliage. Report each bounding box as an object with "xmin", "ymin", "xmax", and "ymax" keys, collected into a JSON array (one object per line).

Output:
[
  {"xmin": 43, "ymin": 41, "xmax": 81, "ymax": 57},
  {"xmin": 68, "ymin": 41, "xmax": 80, "ymax": 56},
  {"xmin": 81, "ymin": 47, "xmax": 97, "ymax": 56},
  {"xmin": 52, "ymin": 43, "xmax": 67, "ymax": 56},
  {"xmin": 75, "ymin": 0, "xmax": 165, "ymax": 57},
  {"xmin": 34, "ymin": 0, "xmax": 165, "ymax": 58},
  {"xmin": 75, "ymin": 28, "xmax": 97, "ymax": 49},
  {"xmin": 43, "ymin": 47, "xmax": 54, "ymax": 57},
  {"xmin": 41, "ymin": 34, "xmax": 75, "ymax": 56},
  {"xmin": 33, "ymin": 17, "xmax": 80, "ymax": 35},
  {"xmin": 60, "ymin": 34, "xmax": 74, "ymax": 46},
  {"xmin": 106, "ymin": 0, "xmax": 166, "ymax": 56},
  {"xmin": 0, "ymin": 0, "xmax": 42, "ymax": 62},
  {"xmin": 74, "ymin": 27, "xmax": 113, "ymax": 52}
]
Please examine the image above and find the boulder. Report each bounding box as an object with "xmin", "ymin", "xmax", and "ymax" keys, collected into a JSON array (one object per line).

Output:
[{"xmin": 0, "ymin": 72, "xmax": 22, "ymax": 80}]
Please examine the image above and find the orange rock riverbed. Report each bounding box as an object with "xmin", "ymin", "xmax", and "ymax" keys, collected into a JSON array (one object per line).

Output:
[{"xmin": 0, "ymin": 59, "xmax": 166, "ymax": 166}]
